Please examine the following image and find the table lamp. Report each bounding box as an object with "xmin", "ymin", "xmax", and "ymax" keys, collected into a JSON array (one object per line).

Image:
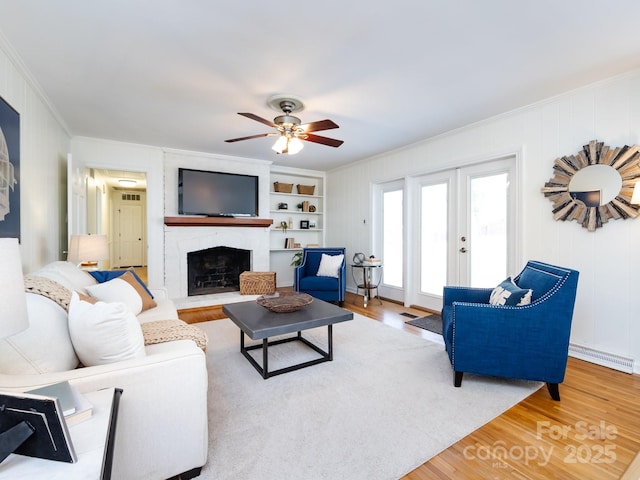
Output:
[
  {"xmin": 67, "ymin": 234, "xmax": 109, "ymax": 269},
  {"xmin": 0, "ymin": 237, "xmax": 33, "ymax": 463}
]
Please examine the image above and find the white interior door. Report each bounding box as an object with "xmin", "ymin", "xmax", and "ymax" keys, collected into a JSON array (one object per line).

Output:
[
  {"xmin": 410, "ymin": 156, "xmax": 518, "ymax": 311},
  {"xmin": 112, "ymin": 192, "xmax": 146, "ymax": 267}
]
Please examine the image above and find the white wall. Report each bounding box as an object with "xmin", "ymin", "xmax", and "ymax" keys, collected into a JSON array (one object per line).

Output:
[
  {"xmin": 327, "ymin": 69, "xmax": 640, "ymax": 373},
  {"xmin": 0, "ymin": 35, "xmax": 71, "ymax": 271},
  {"xmin": 70, "ymin": 137, "xmax": 165, "ymax": 287}
]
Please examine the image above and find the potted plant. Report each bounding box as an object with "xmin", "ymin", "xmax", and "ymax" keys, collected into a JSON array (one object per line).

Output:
[{"xmin": 291, "ymin": 251, "xmax": 303, "ymax": 266}]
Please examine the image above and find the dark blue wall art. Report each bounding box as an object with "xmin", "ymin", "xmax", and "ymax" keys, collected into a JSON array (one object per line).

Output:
[{"xmin": 0, "ymin": 95, "xmax": 20, "ymax": 239}]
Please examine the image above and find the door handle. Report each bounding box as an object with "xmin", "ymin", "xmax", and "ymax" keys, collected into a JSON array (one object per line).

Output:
[{"xmin": 459, "ymin": 247, "xmax": 467, "ymax": 253}]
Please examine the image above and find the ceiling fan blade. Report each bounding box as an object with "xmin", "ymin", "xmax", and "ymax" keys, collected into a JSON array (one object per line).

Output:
[
  {"xmin": 299, "ymin": 119, "xmax": 339, "ymax": 133},
  {"xmin": 303, "ymin": 133, "xmax": 344, "ymax": 148},
  {"xmin": 238, "ymin": 112, "xmax": 277, "ymax": 128},
  {"xmin": 224, "ymin": 133, "xmax": 273, "ymax": 143}
]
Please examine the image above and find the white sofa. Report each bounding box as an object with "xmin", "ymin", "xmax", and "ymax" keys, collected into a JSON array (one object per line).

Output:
[{"xmin": 0, "ymin": 262, "xmax": 208, "ymax": 480}]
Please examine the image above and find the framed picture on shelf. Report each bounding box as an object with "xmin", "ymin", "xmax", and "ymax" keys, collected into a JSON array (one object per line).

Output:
[{"xmin": 300, "ymin": 220, "xmax": 309, "ymax": 229}]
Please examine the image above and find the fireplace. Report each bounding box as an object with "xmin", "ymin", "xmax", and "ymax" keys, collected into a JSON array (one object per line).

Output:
[{"xmin": 187, "ymin": 246, "xmax": 251, "ymax": 296}]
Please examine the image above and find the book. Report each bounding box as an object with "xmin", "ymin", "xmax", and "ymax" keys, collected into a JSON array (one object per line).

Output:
[
  {"xmin": 28, "ymin": 380, "xmax": 76, "ymax": 416},
  {"xmin": 65, "ymin": 385, "xmax": 93, "ymax": 426},
  {"xmin": 27, "ymin": 381, "xmax": 93, "ymax": 426}
]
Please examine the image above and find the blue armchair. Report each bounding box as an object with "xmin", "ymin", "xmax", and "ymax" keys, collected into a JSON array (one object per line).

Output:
[
  {"xmin": 294, "ymin": 247, "xmax": 347, "ymax": 306},
  {"xmin": 441, "ymin": 261, "xmax": 579, "ymax": 400}
]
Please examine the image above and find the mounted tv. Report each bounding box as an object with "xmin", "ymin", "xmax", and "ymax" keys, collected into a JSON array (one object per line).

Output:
[{"xmin": 178, "ymin": 168, "xmax": 258, "ymax": 217}]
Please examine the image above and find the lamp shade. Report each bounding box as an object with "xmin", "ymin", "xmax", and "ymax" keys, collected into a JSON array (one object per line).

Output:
[
  {"xmin": 67, "ymin": 234, "xmax": 109, "ymax": 264},
  {"xmin": 0, "ymin": 238, "xmax": 29, "ymax": 338},
  {"xmin": 272, "ymin": 135, "xmax": 288, "ymax": 154},
  {"xmin": 287, "ymin": 137, "xmax": 304, "ymax": 155}
]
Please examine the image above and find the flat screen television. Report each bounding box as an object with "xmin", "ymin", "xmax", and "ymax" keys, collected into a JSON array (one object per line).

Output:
[{"xmin": 178, "ymin": 168, "xmax": 259, "ymax": 217}]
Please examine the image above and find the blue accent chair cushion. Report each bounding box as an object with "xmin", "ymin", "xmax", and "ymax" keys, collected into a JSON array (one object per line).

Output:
[
  {"xmin": 294, "ymin": 248, "xmax": 346, "ymax": 305},
  {"xmin": 441, "ymin": 260, "xmax": 579, "ymax": 400}
]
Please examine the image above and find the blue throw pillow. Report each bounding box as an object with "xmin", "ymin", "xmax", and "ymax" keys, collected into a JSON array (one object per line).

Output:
[
  {"xmin": 489, "ymin": 277, "xmax": 532, "ymax": 306},
  {"xmin": 89, "ymin": 270, "xmax": 154, "ymax": 299}
]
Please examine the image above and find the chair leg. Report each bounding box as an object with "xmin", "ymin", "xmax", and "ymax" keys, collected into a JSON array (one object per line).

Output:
[
  {"xmin": 454, "ymin": 371, "xmax": 463, "ymax": 387},
  {"xmin": 546, "ymin": 382, "xmax": 560, "ymax": 401}
]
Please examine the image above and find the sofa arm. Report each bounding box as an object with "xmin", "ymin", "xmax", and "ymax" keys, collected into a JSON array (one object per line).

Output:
[{"xmin": 0, "ymin": 340, "xmax": 208, "ymax": 480}]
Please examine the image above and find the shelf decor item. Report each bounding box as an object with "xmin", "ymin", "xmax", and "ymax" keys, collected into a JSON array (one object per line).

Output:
[
  {"xmin": 274, "ymin": 182, "xmax": 293, "ymax": 193},
  {"xmin": 296, "ymin": 184, "xmax": 315, "ymax": 195}
]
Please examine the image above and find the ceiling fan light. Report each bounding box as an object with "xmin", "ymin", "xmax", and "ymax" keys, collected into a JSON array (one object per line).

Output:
[
  {"xmin": 287, "ymin": 137, "xmax": 304, "ymax": 155},
  {"xmin": 272, "ymin": 135, "xmax": 288, "ymax": 154}
]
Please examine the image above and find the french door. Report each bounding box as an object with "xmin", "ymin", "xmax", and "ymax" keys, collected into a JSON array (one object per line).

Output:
[
  {"xmin": 375, "ymin": 180, "xmax": 404, "ymax": 303},
  {"xmin": 409, "ymin": 156, "xmax": 518, "ymax": 311}
]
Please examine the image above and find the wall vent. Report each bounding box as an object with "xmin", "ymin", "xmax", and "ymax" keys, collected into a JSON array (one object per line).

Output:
[{"xmin": 569, "ymin": 343, "xmax": 634, "ymax": 373}]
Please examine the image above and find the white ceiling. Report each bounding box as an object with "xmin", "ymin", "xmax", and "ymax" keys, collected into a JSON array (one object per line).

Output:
[{"xmin": 1, "ymin": 1, "xmax": 640, "ymax": 171}]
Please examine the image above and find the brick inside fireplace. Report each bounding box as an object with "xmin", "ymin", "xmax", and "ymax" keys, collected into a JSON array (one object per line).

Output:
[{"xmin": 187, "ymin": 246, "xmax": 251, "ymax": 296}]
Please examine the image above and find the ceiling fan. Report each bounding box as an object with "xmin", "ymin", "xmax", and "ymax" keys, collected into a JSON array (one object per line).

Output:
[{"xmin": 224, "ymin": 95, "xmax": 344, "ymax": 155}]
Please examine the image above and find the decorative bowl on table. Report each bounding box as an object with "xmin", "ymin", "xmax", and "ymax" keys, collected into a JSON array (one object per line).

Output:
[{"xmin": 256, "ymin": 292, "xmax": 313, "ymax": 313}]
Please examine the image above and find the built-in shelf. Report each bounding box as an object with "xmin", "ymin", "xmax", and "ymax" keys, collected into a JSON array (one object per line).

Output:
[{"xmin": 164, "ymin": 216, "xmax": 273, "ymax": 227}]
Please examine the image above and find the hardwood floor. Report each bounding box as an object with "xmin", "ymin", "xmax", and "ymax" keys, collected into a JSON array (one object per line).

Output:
[
  {"xmin": 180, "ymin": 291, "xmax": 640, "ymax": 479},
  {"xmin": 345, "ymin": 292, "xmax": 640, "ymax": 480}
]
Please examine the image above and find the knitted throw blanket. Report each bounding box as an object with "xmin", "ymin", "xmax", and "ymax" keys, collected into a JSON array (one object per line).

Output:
[
  {"xmin": 141, "ymin": 319, "xmax": 208, "ymax": 352},
  {"xmin": 23, "ymin": 274, "xmax": 71, "ymax": 311}
]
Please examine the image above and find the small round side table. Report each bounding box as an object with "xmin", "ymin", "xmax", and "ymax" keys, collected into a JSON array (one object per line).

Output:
[{"xmin": 351, "ymin": 263, "xmax": 383, "ymax": 308}]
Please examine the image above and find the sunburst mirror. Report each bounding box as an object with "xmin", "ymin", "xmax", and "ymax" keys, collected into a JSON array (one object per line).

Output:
[{"xmin": 541, "ymin": 140, "xmax": 640, "ymax": 231}]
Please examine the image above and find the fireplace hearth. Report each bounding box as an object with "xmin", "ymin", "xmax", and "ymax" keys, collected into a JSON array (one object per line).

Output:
[{"xmin": 187, "ymin": 246, "xmax": 251, "ymax": 296}]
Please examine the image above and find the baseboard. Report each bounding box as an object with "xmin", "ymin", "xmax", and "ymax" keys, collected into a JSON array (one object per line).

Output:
[{"xmin": 569, "ymin": 343, "xmax": 634, "ymax": 373}]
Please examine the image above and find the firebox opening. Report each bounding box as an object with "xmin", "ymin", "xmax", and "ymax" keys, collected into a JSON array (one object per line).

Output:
[{"xmin": 187, "ymin": 246, "xmax": 251, "ymax": 296}]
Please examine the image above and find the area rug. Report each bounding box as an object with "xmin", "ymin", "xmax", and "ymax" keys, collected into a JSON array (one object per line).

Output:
[
  {"xmin": 405, "ymin": 314, "xmax": 442, "ymax": 335},
  {"xmin": 197, "ymin": 314, "xmax": 540, "ymax": 480}
]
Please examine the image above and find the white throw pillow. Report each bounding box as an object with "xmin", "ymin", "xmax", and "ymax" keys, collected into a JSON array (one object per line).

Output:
[
  {"xmin": 316, "ymin": 253, "xmax": 344, "ymax": 278},
  {"xmin": 31, "ymin": 261, "xmax": 97, "ymax": 294},
  {"xmin": 86, "ymin": 277, "xmax": 144, "ymax": 315},
  {"xmin": 0, "ymin": 293, "xmax": 79, "ymax": 374},
  {"xmin": 68, "ymin": 292, "xmax": 146, "ymax": 366}
]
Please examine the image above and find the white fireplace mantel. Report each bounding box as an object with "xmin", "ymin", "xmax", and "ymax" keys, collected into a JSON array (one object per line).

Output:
[{"xmin": 164, "ymin": 224, "xmax": 270, "ymax": 300}]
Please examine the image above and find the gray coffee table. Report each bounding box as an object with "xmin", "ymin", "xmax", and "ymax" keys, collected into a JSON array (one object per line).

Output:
[{"xmin": 222, "ymin": 299, "xmax": 353, "ymax": 379}]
